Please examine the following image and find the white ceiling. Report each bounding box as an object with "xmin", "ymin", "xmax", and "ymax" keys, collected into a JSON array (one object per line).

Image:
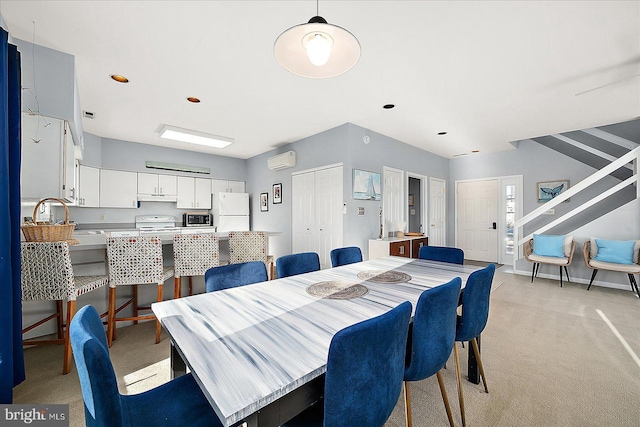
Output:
[{"xmin": 2, "ymin": 1, "xmax": 639, "ymax": 159}]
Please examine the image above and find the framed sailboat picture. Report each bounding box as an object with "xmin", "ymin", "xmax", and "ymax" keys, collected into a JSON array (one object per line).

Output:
[{"xmin": 353, "ymin": 169, "xmax": 381, "ymax": 201}]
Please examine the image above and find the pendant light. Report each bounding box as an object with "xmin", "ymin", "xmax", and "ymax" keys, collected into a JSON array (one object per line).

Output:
[{"xmin": 274, "ymin": 0, "xmax": 361, "ymax": 78}]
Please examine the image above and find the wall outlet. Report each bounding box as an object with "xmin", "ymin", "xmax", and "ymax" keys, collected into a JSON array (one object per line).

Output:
[{"xmin": 100, "ymin": 214, "xmax": 106, "ymax": 221}]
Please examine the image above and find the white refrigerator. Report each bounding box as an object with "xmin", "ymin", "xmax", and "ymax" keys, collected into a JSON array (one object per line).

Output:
[{"xmin": 216, "ymin": 193, "xmax": 250, "ymax": 232}]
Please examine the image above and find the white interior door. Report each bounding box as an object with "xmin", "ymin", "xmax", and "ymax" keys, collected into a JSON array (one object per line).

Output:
[
  {"xmin": 314, "ymin": 166, "xmax": 343, "ymax": 269},
  {"xmin": 383, "ymin": 167, "xmax": 404, "ymax": 236},
  {"xmin": 292, "ymin": 172, "xmax": 315, "ymax": 254},
  {"xmin": 456, "ymin": 179, "xmax": 499, "ymax": 262},
  {"xmin": 429, "ymin": 177, "xmax": 446, "ymax": 246}
]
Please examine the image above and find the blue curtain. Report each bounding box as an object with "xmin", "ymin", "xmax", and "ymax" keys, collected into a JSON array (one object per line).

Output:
[{"xmin": 0, "ymin": 27, "xmax": 25, "ymax": 403}]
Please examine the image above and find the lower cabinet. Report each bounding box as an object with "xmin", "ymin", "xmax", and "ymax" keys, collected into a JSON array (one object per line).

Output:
[{"xmin": 369, "ymin": 236, "xmax": 429, "ymax": 259}]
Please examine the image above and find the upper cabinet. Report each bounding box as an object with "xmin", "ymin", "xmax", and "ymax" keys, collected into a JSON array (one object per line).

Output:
[
  {"xmin": 177, "ymin": 177, "xmax": 212, "ymax": 209},
  {"xmin": 211, "ymin": 179, "xmax": 245, "ymax": 211},
  {"xmin": 100, "ymin": 169, "xmax": 138, "ymax": 208},
  {"xmin": 137, "ymin": 173, "xmax": 177, "ymax": 201},
  {"xmin": 21, "ymin": 113, "xmax": 77, "ymax": 203},
  {"xmin": 77, "ymin": 165, "xmax": 100, "ymax": 207}
]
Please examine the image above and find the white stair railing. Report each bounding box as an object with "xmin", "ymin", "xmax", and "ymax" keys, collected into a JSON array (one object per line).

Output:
[{"xmin": 513, "ymin": 146, "xmax": 639, "ymax": 270}]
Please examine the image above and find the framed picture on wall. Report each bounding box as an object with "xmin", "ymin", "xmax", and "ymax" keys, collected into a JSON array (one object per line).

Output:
[
  {"xmin": 537, "ymin": 180, "xmax": 569, "ymax": 203},
  {"xmin": 353, "ymin": 169, "xmax": 381, "ymax": 201},
  {"xmin": 408, "ymin": 194, "xmax": 415, "ymax": 206},
  {"xmin": 260, "ymin": 193, "xmax": 269, "ymax": 211},
  {"xmin": 273, "ymin": 183, "xmax": 282, "ymax": 204}
]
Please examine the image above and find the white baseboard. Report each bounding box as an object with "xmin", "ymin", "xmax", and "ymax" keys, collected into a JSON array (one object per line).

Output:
[{"xmin": 512, "ymin": 269, "xmax": 633, "ymax": 292}]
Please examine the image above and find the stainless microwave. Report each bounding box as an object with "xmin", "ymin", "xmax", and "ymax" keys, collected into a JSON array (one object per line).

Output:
[{"xmin": 183, "ymin": 212, "xmax": 212, "ymax": 227}]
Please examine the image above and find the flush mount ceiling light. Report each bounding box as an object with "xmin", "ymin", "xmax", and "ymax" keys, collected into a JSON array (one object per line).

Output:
[
  {"xmin": 159, "ymin": 125, "xmax": 233, "ymax": 149},
  {"xmin": 274, "ymin": 0, "xmax": 360, "ymax": 78}
]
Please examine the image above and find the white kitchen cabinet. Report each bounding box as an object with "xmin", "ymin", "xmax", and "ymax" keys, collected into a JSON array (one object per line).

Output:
[
  {"xmin": 100, "ymin": 169, "xmax": 138, "ymax": 208},
  {"xmin": 177, "ymin": 177, "xmax": 212, "ymax": 209},
  {"xmin": 77, "ymin": 165, "xmax": 100, "ymax": 207},
  {"xmin": 211, "ymin": 179, "xmax": 245, "ymax": 215},
  {"xmin": 137, "ymin": 173, "xmax": 177, "ymax": 201},
  {"xmin": 21, "ymin": 112, "xmax": 77, "ymax": 203}
]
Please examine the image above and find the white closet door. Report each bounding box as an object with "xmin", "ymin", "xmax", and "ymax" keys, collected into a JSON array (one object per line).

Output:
[
  {"xmin": 314, "ymin": 166, "xmax": 343, "ymax": 269},
  {"xmin": 429, "ymin": 177, "xmax": 446, "ymax": 246},
  {"xmin": 292, "ymin": 172, "xmax": 315, "ymax": 254}
]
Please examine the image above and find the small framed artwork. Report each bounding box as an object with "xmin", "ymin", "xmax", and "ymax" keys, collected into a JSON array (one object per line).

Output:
[
  {"xmin": 273, "ymin": 183, "xmax": 282, "ymax": 204},
  {"xmin": 408, "ymin": 194, "xmax": 415, "ymax": 206},
  {"xmin": 537, "ymin": 180, "xmax": 569, "ymax": 203},
  {"xmin": 260, "ymin": 193, "xmax": 269, "ymax": 211},
  {"xmin": 353, "ymin": 169, "xmax": 381, "ymax": 201}
]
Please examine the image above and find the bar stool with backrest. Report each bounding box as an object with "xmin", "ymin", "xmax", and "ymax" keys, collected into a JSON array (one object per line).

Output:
[
  {"xmin": 105, "ymin": 236, "xmax": 174, "ymax": 347},
  {"xmin": 276, "ymin": 252, "xmax": 321, "ymax": 279},
  {"xmin": 228, "ymin": 231, "xmax": 274, "ymax": 279},
  {"xmin": 173, "ymin": 233, "xmax": 219, "ymax": 298},
  {"xmin": 21, "ymin": 241, "xmax": 108, "ymax": 374},
  {"xmin": 453, "ymin": 263, "xmax": 496, "ymax": 427}
]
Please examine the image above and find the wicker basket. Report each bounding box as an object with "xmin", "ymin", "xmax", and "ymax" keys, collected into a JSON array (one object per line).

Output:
[{"xmin": 21, "ymin": 198, "xmax": 76, "ymax": 242}]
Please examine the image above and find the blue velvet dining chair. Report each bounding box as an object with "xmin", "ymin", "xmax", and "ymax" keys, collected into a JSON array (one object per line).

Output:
[
  {"xmin": 330, "ymin": 246, "xmax": 363, "ymax": 267},
  {"xmin": 70, "ymin": 305, "xmax": 222, "ymax": 427},
  {"xmin": 282, "ymin": 301, "xmax": 412, "ymax": 427},
  {"xmin": 276, "ymin": 252, "xmax": 321, "ymax": 278},
  {"xmin": 453, "ymin": 263, "xmax": 496, "ymax": 427},
  {"xmin": 418, "ymin": 246, "xmax": 465, "ymax": 265},
  {"xmin": 403, "ymin": 277, "xmax": 462, "ymax": 427},
  {"xmin": 204, "ymin": 261, "xmax": 268, "ymax": 293}
]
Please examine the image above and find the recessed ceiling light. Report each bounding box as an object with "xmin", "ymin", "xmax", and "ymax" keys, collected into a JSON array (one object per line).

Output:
[
  {"xmin": 159, "ymin": 125, "xmax": 233, "ymax": 149},
  {"xmin": 472, "ymin": 150, "xmax": 479, "ymax": 153},
  {"xmin": 383, "ymin": 104, "xmax": 395, "ymax": 109},
  {"xmin": 187, "ymin": 97, "xmax": 201, "ymax": 103},
  {"xmin": 110, "ymin": 74, "xmax": 129, "ymax": 83},
  {"xmin": 438, "ymin": 131, "xmax": 447, "ymax": 135}
]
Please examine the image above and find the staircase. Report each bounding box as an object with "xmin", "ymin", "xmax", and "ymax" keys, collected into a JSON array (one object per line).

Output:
[{"xmin": 513, "ymin": 120, "xmax": 639, "ymax": 279}]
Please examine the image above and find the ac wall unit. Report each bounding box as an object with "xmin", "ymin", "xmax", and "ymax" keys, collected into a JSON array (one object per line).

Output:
[{"xmin": 267, "ymin": 151, "xmax": 296, "ymax": 170}]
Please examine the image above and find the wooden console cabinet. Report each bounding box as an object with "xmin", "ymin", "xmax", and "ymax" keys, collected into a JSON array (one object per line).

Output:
[{"xmin": 369, "ymin": 236, "xmax": 429, "ymax": 259}]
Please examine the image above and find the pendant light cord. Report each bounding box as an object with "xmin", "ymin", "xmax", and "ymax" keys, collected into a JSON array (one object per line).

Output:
[{"xmin": 316, "ymin": 0, "xmax": 319, "ymax": 16}]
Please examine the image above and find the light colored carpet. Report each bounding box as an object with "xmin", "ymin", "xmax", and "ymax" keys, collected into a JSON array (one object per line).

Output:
[{"xmin": 14, "ymin": 267, "xmax": 640, "ymax": 426}]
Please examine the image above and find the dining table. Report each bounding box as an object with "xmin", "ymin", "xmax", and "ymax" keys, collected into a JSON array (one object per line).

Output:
[{"xmin": 152, "ymin": 255, "xmax": 487, "ymax": 427}]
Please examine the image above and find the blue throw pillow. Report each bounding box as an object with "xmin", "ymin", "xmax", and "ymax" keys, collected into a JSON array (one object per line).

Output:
[
  {"xmin": 593, "ymin": 239, "xmax": 635, "ymax": 265},
  {"xmin": 532, "ymin": 234, "xmax": 565, "ymax": 258}
]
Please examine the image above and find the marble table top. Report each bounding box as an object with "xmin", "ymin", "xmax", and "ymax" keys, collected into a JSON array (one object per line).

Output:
[{"xmin": 152, "ymin": 256, "xmax": 481, "ymax": 426}]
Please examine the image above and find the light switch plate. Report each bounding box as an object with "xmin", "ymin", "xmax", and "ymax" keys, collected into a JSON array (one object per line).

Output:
[{"xmin": 358, "ymin": 207, "xmax": 365, "ymax": 215}]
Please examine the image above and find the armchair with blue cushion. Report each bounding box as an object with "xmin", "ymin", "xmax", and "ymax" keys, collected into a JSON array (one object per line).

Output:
[
  {"xmin": 524, "ymin": 234, "xmax": 575, "ymax": 287},
  {"xmin": 276, "ymin": 252, "xmax": 320, "ymax": 278},
  {"xmin": 204, "ymin": 261, "xmax": 268, "ymax": 292},
  {"xmin": 418, "ymin": 246, "xmax": 464, "ymax": 265},
  {"xmin": 583, "ymin": 238, "xmax": 640, "ymax": 298},
  {"xmin": 330, "ymin": 246, "xmax": 363, "ymax": 267},
  {"xmin": 70, "ymin": 305, "xmax": 222, "ymax": 427}
]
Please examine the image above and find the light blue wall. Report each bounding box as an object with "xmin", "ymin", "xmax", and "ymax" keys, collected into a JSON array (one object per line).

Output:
[{"xmin": 247, "ymin": 123, "xmax": 449, "ymax": 260}]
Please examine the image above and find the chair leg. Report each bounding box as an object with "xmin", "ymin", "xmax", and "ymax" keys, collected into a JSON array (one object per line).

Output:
[
  {"xmin": 133, "ymin": 285, "xmax": 139, "ymax": 324},
  {"xmin": 564, "ymin": 266, "xmax": 571, "ymax": 283},
  {"xmin": 470, "ymin": 338, "xmax": 488, "ymax": 393},
  {"xmin": 56, "ymin": 300, "xmax": 64, "ymax": 339},
  {"xmin": 403, "ymin": 381, "xmax": 413, "ymax": 427},
  {"xmin": 63, "ymin": 300, "xmax": 76, "ymax": 375},
  {"xmin": 107, "ymin": 287, "xmax": 116, "ymax": 347},
  {"xmin": 174, "ymin": 276, "xmax": 181, "ymax": 299},
  {"xmin": 188, "ymin": 276, "xmax": 193, "ymax": 296},
  {"xmin": 559, "ymin": 266, "xmax": 563, "ymax": 287},
  {"xmin": 628, "ymin": 274, "xmax": 640, "ymax": 298},
  {"xmin": 453, "ymin": 343, "xmax": 466, "ymax": 427},
  {"xmin": 155, "ymin": 284, "xmax": 163, "ymax": 344},
  {"xmin": 436, "ymin": 370, "xmax": 455, "ymax": 427},
  {"xmin": 587, "ymin": 269, "xmax": 598, "ymax": 290},
  {"xmin": 530, "ymin": 263, "xmax": 536, "ymax": 282}
]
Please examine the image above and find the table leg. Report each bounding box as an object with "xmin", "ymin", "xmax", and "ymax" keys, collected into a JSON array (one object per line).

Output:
[
  {"xmin": 467, "ymin": 334, "xmax": 480, "ymax": 384},
  {"xmin": 170, "ymin": 342, "xmax": 187, "ymax": 380}
]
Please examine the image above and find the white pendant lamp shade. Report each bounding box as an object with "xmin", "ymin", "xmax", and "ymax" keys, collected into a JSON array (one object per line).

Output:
[{"xmin": 274, "ymin": 16, "xmax": 361, "ymax": 78}]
